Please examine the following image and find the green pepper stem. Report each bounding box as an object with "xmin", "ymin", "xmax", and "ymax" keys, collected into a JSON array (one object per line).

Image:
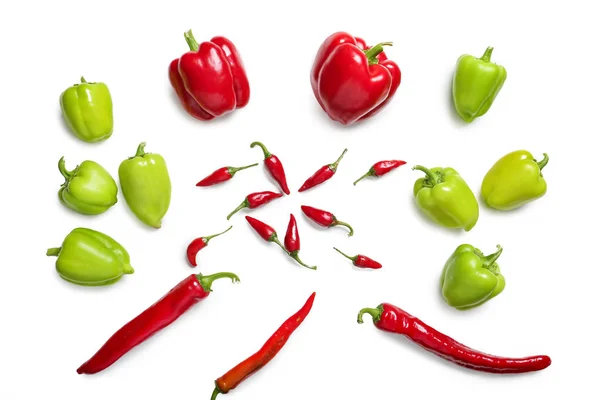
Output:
[
  {"xmin": 230, "ymin": 163, "xmax": 259, "ymax": 175},
  {"xmin": 329, "ymin": 148, "xmax": 348, "ymax": 171},
  {"xmin": 122, "ymin": 264, "xmax": 135, "ymax": 274},
  {"xmin": 333, "ymin": 247, "xmax": 356, "ymax": 262},
  {"xmin": 197, "ymin": 271, "xmax": 240, "ymax": 292},
  {"xmin": 226, "ymin": 199, "xmax": 249, "ymax": 220},
  {"xmin": 364, "ymin": 42, "xmax": 393, "ymax": 65},
  {"xmin": 134, "ymin": 142, "xmax": 147, "ymax": 157},
  {"xmin": 332, "ymin": 219, "xmax": 354, "ymax": 237},
  {"xmin": 270, "ymin": 235, "xmax": 288, "ymax": 253},
  {"xmin": 290, "ymin": 251, "xmax": 317, "ymax": 270},
  {"xmin": 480, "ymin": 46, "xmax": 494, "ymax": 62},
  {"xmin": 412, "ymin": 165, "xmax": 440, "ymax": 186},
  {"xmin": 58, "ymin": 157, "xmax": 74, "ymax": 180},
  {"xmin": 482, "ymin": 245, "xmax": 503, "ymax": 267},
  {"xmin": 357, "ymin": 307, "xmax": 381, "ymax": 324},
  {"xmin": 80, "ymin": 76, "xmax": 87, "ymax": 83},
  {"xmin": 204, "ymin": 225, "xmax": 233, "ymax": 243},
  {"xmin": 537, "ymin": 153, "xmax": 549, "ymax": 170},
  {"xmin": 250, "ymin": 141, "xmax": 272, "ymax": 159},
  {"xmin": 210, "ymin": 387, "xmax": 221, "ymax": 400},
  {"xmin": 184, "ymin": 29, "xmax": 200, "ymax": 52},
  {"xmin": 353, "ymin": 169, "xmax": 375, "ymax": 186},
  {"xmin": 46, "ymin": 247, "xmax": 61, "ymax": 257}
]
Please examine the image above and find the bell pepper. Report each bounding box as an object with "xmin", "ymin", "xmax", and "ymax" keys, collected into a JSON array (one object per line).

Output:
[
  {"xmin": 412, "ymin": 165, "xmax": 479, "ymax": 232},
  {"xmin": 481, "ymin": 150, "xmax": 549, "ymax": 211},
  {"xmin": 169, "ymin": 29, "xmax": 250, "ymax": 120},
  {"xmin": 440, "ymin": 244, "xmax": 505, "ymax": 310},
  {"xmin": 57, "ymin": 156, "xmax": 118, "ymax": 215},
  {"xmin": 310, "ymin": 31, "xmax": 401, "ymax": 125},
  {"xmin": 452, "ymin": 47, "xmax": 507, "ymax": 123},
  {"xmin": 118, "ymin": 142, "xmax": 172, "ymax": 229},
  {"xmin": 46, "ymin": 228, "xmax": 134, "ymax": 286},
  {"xmin": 59, "ymin": 77, "xmax": 114, "ymax": 142}
]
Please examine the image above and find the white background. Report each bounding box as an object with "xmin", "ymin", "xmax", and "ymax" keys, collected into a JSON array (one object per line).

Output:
[{"xmin": 1, "ymin": 0, "xmax": 598, "ymax": 399}]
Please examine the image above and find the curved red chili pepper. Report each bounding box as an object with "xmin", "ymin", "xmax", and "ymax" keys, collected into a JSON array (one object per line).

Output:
[
  {"xmin": 357, "ymin": 303, "xmax": 552, "ymax": 374},
  {"xmin": 226, "ymin": 191, "xmax": 283, "ymax": 220},
  {"xmin": 76, "ymin": 272, "xmax": 240, "ymax": 375},
  {"xmin": 353, "ymin": 159, "xmax": 406, "ymax": 185},
  {"xmin": 333, "ymin": 247, "xmax": 382, "ymax": 269},
  {"xmin": 186, "ymin": 226, "xmax": 233, "ymax": 267},
  {"xmin": 284, "ymin": 214, "xmax": 317, "ymax": 270},
  {"xmin": 250, "ymin": 141, "xmax": 290, "ymax": 195},
  {"xmin": 211, "ymin": 292, "xmax": 316, "ymax": 400},
  {"xmin": 301, "ymin": 205, "xmax": 354, "ymax": 236},
  {"xmin": 196, "ymin": 163, "xmax": 258, "ymax": 187},
  {"xmin": 298, "ymin": 148, "xmax": 348, "ymax": 192}
]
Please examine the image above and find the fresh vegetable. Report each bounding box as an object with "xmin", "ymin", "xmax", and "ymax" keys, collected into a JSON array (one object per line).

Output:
[
  {"xmin": 211, "ymin": 292, "xmax": 316, "ymax": 400},
  {"xmin": 357, "ymin": 302, "xmax": 551, "ymax": 373},
  {"xmin": 298, "ymin": 148, "xmax": 347, "ymax": 192},
  {"xmin": 250, "ymin": 141, "xmax": 290, "ymax": 195},
  {"xmin": 284, "ymin": 214, "xmax": 317, "ymax": 270},
  {"xmin": 118, "ymin": 142, "xmax": 172, "ymax": 229},
  {"xmin": 412, "ymin": 165, "xmax": 479, "ymax": 232},
  {"xmin": 353, "ymin": 159, "xmax": 406, "ymax": 185},
  {"xmin": 46, "ymin": 228, "xmax": 133, "ymax": 286},
  {"xmin": 196, "ymin": 163, "xmax": 258, "ymax": 187},
  {"xmin": 310, "ymin": 32, "xmax": 401, "ymax": 125},
  {"xmin": 440, "ymin": 244, "xmax": 505, "ymax": 310},
  {"xmin": 226, "ymin": 191, "xmax": 283, "ymax": 220},
  {"xmin": 169, "ymin": 30, "xmax": 250, "ymax": 120},
  {"xmin": 57, "ymin": 156, "xmax": 118, "ymax": 215},
  {"xmin": 481, "ymin": 151, "xmax": 549, "ymax": 211},
  {"xmin": 452, "ymin": 46, "xmax": 507, "ymax": 123},
  {"xmin": 186, "ymin": 226, "xmax": 233, "ymax": 267},
  {"xmin": 333, "ymin": 247, "xmax": 382, "ymax": 269},
  {"xmin": 59, "ymin": 77, "xmax": 114, "ymax": 143},
  {"xmin": 77, "ymin": 271, "xmax": 240, "ymax": 375},
  {"xmin": 301, "ymin": 205, "xmax": 354, "ymax": 236}
]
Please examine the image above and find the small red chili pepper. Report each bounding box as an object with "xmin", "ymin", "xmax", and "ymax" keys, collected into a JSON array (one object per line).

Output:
[
  {"xmin": 76, "ymin": 271, "xmax": 240, "ymax": 375},
  {"xmin": 357, "ymin": 303, "xmax": 552, "ymax": 374},
  {"xmin": 353, "ymin": 159, "xmax": 407, "ymax": 185},
  {"xmin": 211, "ymin": 292, "xmax": 316, "ymax": 400},
  {"xmin": 226, "ymin": 191, "xmax": 283, "ymax": 220},
  {"xmin": 245, "ymin": 216, "xmax": 317, "ymax": 270},
  {"xmin": 196, "ymin": 163, "xmax": 258, "ymax": 187},
  {"xmin": 186, "ymin": 225, "xmax": 233, "ymax": 267},
  {"xmin": 301, "ymin": 205, "xmax": 354, "ymax": 236},
  {"xmin": 333, "ymin": 247, "xmax": 382, "ymax": 269},
  {"xmin": 250, "ymin": 141, "xmax": 290, "ymax": 195},
  {"xmin": 284, "ymin": 213, "xmax": 317, "ymax": 270},
  {"xmin": 298, "ymin": 148, "xmax": 348, "ymax": 192}
]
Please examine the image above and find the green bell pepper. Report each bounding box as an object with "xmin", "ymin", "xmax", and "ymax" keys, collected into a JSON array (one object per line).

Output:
[
  {"xmin": 46, "ymin": 227, "xmax": 134, "ymax": 286},
  {"xmin": 57, "ymin": 156, "xmax": 118, "ymax": 215},
  {"xmin": 412, "ymin": 165, "xmax": 479, "ymax": 231},
  {"xmin": 481, "ymin": 150, "xmax": 549, "ymax": 211},
  {"xmin": 118, "ymin": 142, "xmax": 171, "ymax": 229},
  {"xmin": 440, "ymin": 244, "xmax": 505, "ymax": 310},
  {"xmin": 60, "ymin": 77, "xmax": 114, "ymax": 143},
  {"xmin": 452, "ymin": 47, "xmax": 507, "ymax": 123}
]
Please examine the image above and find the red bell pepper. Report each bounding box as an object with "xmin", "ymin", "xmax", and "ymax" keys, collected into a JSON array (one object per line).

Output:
[
  {"xmin": 310, "ymin": 32, "xmax": 401, "ymax": 125},
  {"xmin": 169, "ymin": 30, "xmax": 250, "ymax": 120}
]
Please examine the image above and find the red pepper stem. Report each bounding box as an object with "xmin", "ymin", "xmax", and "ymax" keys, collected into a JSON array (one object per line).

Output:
[
  {"xmin": 480, "ymin": 46, "xmax": 494, "ymax": 62},
  {"xmin": 226, "ymin": 199, "xmax": 250, "ymax": 220},
  {"xmin": 134, "ymin": 142, "xmax": 147, "ymax": 158},
  {"xmin": 229, "ymin": 163, "xmax": 259, "ymax": 175},
  {"xmin": 204, "ymin": 225, "xmax": 233, "ymax": 243},
  {"xmin": 364, "ymin": 42, "xmax": 393, "ymax": 64},
  {"xmin": 250, "ymin": 141, "xmax": 272, "ymax": 159},
  {"xmin": 270, "ymin": 234, "xmax": 288, "ymax": 253},
  {"xmin": 184, "ymin": 29, "xmax": 200, "ymax": 52},
  {"xmin": 353, "ymin": 168, "xmax": 375, "ymax": 186},
  {"xmin": 536, "ymin": 153, "xmax": 549, "ymax": 170},
  {"xmin": 482, "ymin": 245, "xmax": 503, "ymax": 268},
  {"xmin": 289, "ymin": 251, "xmax": 317, "ymax": 270},
  {"xmin": 197, "ymin": 272, "xmax": 240, "ymax": 292},
  {"xmin": 329, "ymin": 148, "xmax": 348, "ymax": 171},
  {"xmin": 58, "ymin": 156, "xmax": 73, "ymax": 180},
  {"xmin": 333, "ymin": 247, "xmax": 356, "ymax": 263},
  {"xmin": 46, "ymin": 247, "xmax": 61, "ymax": 256},
  {"xmin": 211, "ymin": 388, "xmax": 221, "ymax": 400},
  {"xmin": 357, "ymin": 306, "xmax": 382, "ymax": 324},
  {"xmin": 333, "ymin": 219, "xmax": 354, "ymax": 237},
  {"xmin": 412, "ymin": 165, "xmax": 440, "ymax": 186}
]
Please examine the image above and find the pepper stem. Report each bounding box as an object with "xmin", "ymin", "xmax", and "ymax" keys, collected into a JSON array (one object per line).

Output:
[
  {"xmin": 58, "ymin": 156, "xmax": 74, "ymax": 181},
  {"xmin": 204, "ymin": 225, "xmax": 233, "ymax": 243},
  {"xmin": 226, "ymin": 199, "xmax": 249, "ymax": 220},
  {"xmin": 353, "ymin": 169, "xmax": 375, "ymax": 186},
  {"xmin": 229, "ymin": 163, "xmax": 259, "ymax": 176},
  {"xmin": 134, "ymin": 142, "xmax": 147, "ymax": 157},
  {"xmin": 329, "ymin": 148, "xmax": 348, "ymax": 171},
  {"xmin": 289, "ymin": 251, "xmax": 317, "ymax": 270},
  {"xmin": 197, "ymin": 272, "xmax": 240, "ymax": 292},
  {"xmin": 46, "ymin": 247, "xmax": 61, "ymax": 257},
  {"xmin": 364, "ymin": 42, "xmax": 393, "ymax": 65},
  {"xmin": 357, "ymin": 307, "xmax": 382, "ymax": 324},
  {"xmin": 480, "ymin": 46, "xmax": 494, "ymax": 62},
  {"xmin": 210, "ymin": 387, "xmax": 221, "ymax": 400},
  {"xmin": 270, "ymin": 235, "xmax": 288, "ymax": 253},
  {"xmin": 80, "ymin": 76, "xmax": 87, "ymax": 83},
  {"xmin": 412, "ymin": 165, "xmax": 440, "ymax": 186},
  {"xmin": 184, "ymin": 29, "xmax": 200, "ymax": 52},
  {"xmin": 332, "ymin": 219, "xmax": 354, "ymax": 237},
  {"xmin": 250, "ymin": 141, "xmax": 272, "ymax": 159},
  {"xmin": 333, "ymin": 247, "xmax": 356, "ymax": 262},
  {"xmin": 482, "ymin": 245, "xmax": 503, "ymax": 268},
  {"xmin": 536, "ymin": 153, "xmax": 549, "ymax": 170}
]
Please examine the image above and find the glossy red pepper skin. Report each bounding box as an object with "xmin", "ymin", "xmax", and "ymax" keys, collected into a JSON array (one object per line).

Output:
[
  {"xmin": 284, "ymin": 214, "xmax": 300, "ymax": 253},
  {"xmin": 250, "ymin": 141, "xmax": 290, "ymax": 195},
  {"xmin": 227, "ymin": 191, "xmax": 283, "ymax": 220},
  {"xmin": 76, "ymin": 272, "xmax": 240, "ymax": 375},
  {"xmin": 298, "ymin": 148, "xmax": 347, "ymax": 192},
  {"xmin": 301, "ymin": 205, "xmax": 354, "ymax": 236},
  {"xmin": 353, "ymin": 160, "xmax": 407, "ymax": 185},
  {"xmin": 311, "ymin": 32, "xmax": 401, "ymax": 125},
  {"xmin": 196, "ymin": 163, "xmax": 258, "ymax": 187},
  {"xmin": 186, "ymin": 226, "xmax": 233, "ymax": 267},
  {"xmin": 333, "ymin": 247, "xmax": 382, "ymax": 269},
  {"xmin": 358, "ymin": 303, "xmax": 551, "ymax": 374}
]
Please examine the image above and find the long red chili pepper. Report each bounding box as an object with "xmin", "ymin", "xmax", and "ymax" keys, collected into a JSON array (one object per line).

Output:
[
  {"xmin": 298, "ymin": 148, "xmax": 348, "ymax": 192},
  {"xmin": 226, "ymin": 191, "xmax": 283, "ymax": 220},
  {"xmin": 196, "ymin": 163, "xmax": 258, "ymax": 187},
  {"xmin": 250, "ymin": 141, "xmax": 290, "ymax": 195},
  {"xmin": 186, "ymin": 226, "xmax": 233, "ymax": 267},
  {"xmin": 76, "ymin": 271, "xmax": 240, "ymax": 375},
  {"xmin": 357, "ymin": 303, "xmax": 552, "ymax": 374},
  {"xmin": 333, "ymin": 247, "xmax": 382, "ymax": 269},
  {"xmin": 353, "ymin": 159, "xmax": 406, "ymax": 185},
  {"xmin": 245, "ymin": 216, "xmax": 317, "ymax": 270},
  {"xmin": 211, "ymin": 292, "xmax": 316, "ymax": 400},
  {"xmin": 301, "ymin": 205, "xmax": 354, "ymax": 236},
  {"xmin": 284, "ymin": 213, "xmax": 317, "ymax": 269}
]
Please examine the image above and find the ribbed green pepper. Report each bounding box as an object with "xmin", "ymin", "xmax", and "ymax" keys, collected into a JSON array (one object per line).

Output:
[
  {"xmin": 57, "ymin": 157, "xmax": 118, "ymax": 215},
  {"xmin": 60, "ymin": 77, "xmax": 114, "ymax": 143},
  {"xmin": 46, "ymin": 228, "xmax": 134, "ymax": 286}
]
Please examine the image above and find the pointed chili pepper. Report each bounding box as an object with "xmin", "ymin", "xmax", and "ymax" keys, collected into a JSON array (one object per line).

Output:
[
  {"xmin": 226, "ymin": 191, "xmax": 283, "ymax": 220},
  {"xmin": 298, "ymin": 148, "xmax": 348, "ymax": 192},
  {"xmin": 250, "ymin": 141, "xmax": 290, "ymax": 195},
  {"xmin": 196, "ymin": 163, "xmax": 258, "ymax": 187},
  {"xmin": 333, "ymin": 247, "xmax": 382, "ymax": 269},
  {"xmin": 301, "ymin": 205, "xmax": 354, "ymax": 236},
  {"xmin": 245, "ymin": 216, "xmax": 317, "ymax": 270},
  {"xmin": 353, "ymin": 159, "xmax": 406, "ymax": 185},
  {"xmin": 186, "ymin": 225, "xmax": 233, "ymax": 267},
  {"xmin": 284, "ymin": 214, "xmax": 317, "ymax": 270}
]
